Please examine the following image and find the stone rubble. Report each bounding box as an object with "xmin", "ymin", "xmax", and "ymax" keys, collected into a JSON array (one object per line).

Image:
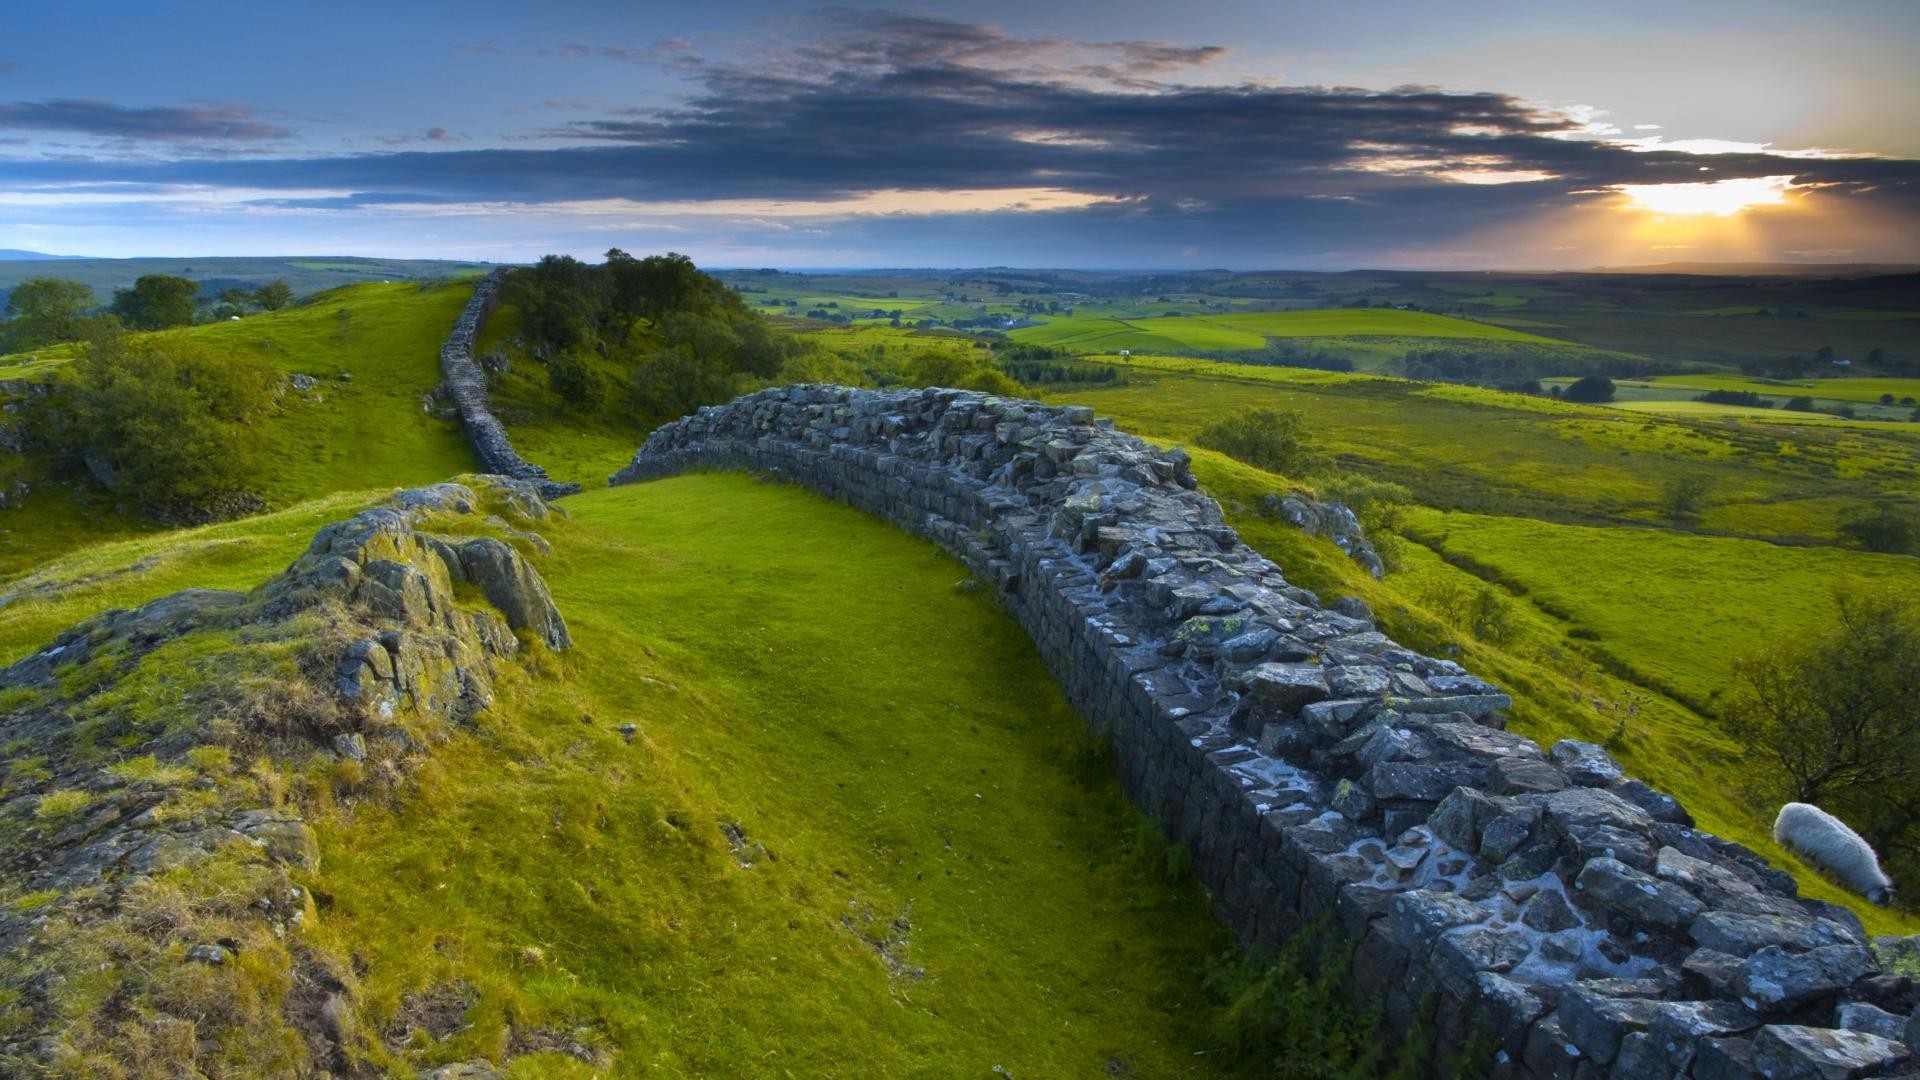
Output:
[
  {"xmin": 612, "ymin": 385, "xmax": 1919, "ymax": 1079},
  {"xmin": 438, "ymin": 270, "xmax": 580, "ymax": 500}
]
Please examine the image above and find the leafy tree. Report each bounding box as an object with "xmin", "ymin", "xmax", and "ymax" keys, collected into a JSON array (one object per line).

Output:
[
  {"xmin": 1561, "ymin": 375, "xmax": 1616, "ymax": 403},
  {"xmin": 110, "ymin": 274, "xmax": 199, "ymax": 330},
  {"xmin": 2, "ymin": 276, "xmax": 99, "ymax": 350},
  {"xmin": 631, "ymin": 344, "xmax": 736, "ymax": 420},
  {"xmin": 253, "ymin": 280, "xmax": 293, "ymax": 311},
  {"xmin": 1195, "ymin": 407, "xmax": 1316, "ymax": 475},
  {"xmin": 1784, "ymin": 396, "xmax": 1814, "ymax": 412},
  {"xmin": 51, "ymin": 328, "xmax": 279, "ymax": 517}
]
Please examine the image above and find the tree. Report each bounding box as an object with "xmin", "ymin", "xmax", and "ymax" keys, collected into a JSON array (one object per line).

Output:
[
  {"xmin": 1194, "ymin": 407, "xmax": 1316, "ymax": 475},
  {"xmin": 1661, "ymin": 475, "xmax": 1714, "ymax": 520},
  {"xmin": 1784, "ymin": 396, "xmax": 1814, "ymax": 412},
  {"xmin": 1561, "ymin": 375, "xmax": 1616, "ymax": 403},
  {"xmin": 253, "ymin": 280, "xmax": 293, "ymax": 311},
  {"xmin": 52, "ymin": 329, "xmax": 280, "ymax": 518},
  {"xmin": 1722, "ymin": 588, "xmax": 1920, "ymax": 885},
  {"xmin": 2, "ymin": 277, "xmax": 98, "ymax": 350},
  {"xmin": 214, "ymin": 288, "xmax": 256, "ymax": 319},
  {"xmin": 110, "ymin": 274, "xmax": 199, "ymax": 330}
]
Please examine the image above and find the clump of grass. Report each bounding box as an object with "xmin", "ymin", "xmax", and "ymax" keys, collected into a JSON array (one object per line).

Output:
[{"xmin": 33, "ymin": 789, "xmax": 92, "ymax": 823}]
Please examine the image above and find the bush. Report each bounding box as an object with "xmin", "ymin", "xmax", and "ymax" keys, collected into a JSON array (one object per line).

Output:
[
  {"xmin": 547, "ymin": 351, "xmax": 607, "ymax": 411},
  {"xmin": 50, "ymin": 330, "xmax": 279, "ymax": 518},
  {"xmin": 1784, "ymin": 396, "xmax": 1815, "ymax": 412},
  {"xmin": 1195, "ymin": 407, "xmax": 1316, "ymax": 475},
  {"xmin": 1837, "ymin": 505, "xmax": 1918, "ymax": 554},
  {"xmin": 1561, "ymin": 376, "xmax": 1616, "ymax": 403}
]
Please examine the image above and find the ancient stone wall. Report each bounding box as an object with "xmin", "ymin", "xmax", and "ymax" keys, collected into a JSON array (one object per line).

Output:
[
  {"xmin": 439, "ymin": 271, "xmax": 580, "ymax": 500},
  {"xmin": 612, "ymin": 385, "xmax": 1918, "ymax": 1079}
]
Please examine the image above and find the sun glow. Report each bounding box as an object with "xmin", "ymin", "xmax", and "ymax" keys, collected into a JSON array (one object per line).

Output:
[{"xmin": 1613, "ymin": 175, "xmax": 1796, "ymax": 217}]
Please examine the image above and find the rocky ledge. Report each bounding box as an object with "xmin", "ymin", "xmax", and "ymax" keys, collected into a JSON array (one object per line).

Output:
[
  {"xmin": 0, "ymin": 476, "xmax": 568, "ymax": 1072},
  {"xmin": 614, "ymin": 385, "xmax": 1918, "ymax": 1079}
]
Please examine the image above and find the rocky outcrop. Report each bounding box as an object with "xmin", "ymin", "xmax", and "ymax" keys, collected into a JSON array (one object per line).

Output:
[
  {"xmin": 0, "ymin": 476, "xmax": 568, "ymax": 1072},
  {"xmin": 612, "ymin": 386, "xmax": 1918, "ymax": 1079},
  {"xmin": 439, "ymin": 271, "xmax": 580, "ymax": 500},
  {"xmin": 1262, "ymin": 491, "xmax": 1386, "ymax": 578}
]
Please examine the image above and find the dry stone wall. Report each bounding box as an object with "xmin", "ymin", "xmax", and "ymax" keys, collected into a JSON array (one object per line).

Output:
[
  {"xmin": 612, "ymin": 385, "xmax": 1919, "ymax": 1079},
  {"xmin": 440, "ymin": 270, "xmax": 580, "ymax": 500}
]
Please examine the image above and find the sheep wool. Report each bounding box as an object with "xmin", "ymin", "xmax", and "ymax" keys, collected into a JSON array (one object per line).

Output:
[{"xmin": 1773, "ymin": 802, "xmax": 1895, "ymax": 905}]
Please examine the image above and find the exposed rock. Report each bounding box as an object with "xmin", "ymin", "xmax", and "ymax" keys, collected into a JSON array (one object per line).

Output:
[
  {"xmin": 1574, "ymin": 856, "xmax": 1704, "ymax": 930},
  {"xmin": 1750, "ymin": 1024, "xmax": 1911, "ymax": 1080},
  {"xmin": 1736, "ymin": 946, "xmax": 1876, "ymax": 1013}
]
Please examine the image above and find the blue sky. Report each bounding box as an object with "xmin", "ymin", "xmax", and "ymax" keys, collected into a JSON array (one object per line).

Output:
[{"xmin": 1, "ymin": 0, "xmax": 1915, "ymax": 267}]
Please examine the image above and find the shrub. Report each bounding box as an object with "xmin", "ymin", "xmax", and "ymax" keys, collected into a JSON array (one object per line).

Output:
[
  {"xmin": 50, "ymin": 330, "xmax": 279, "ymax": 518},
  {"xmin": 547, "ymin": 351, "xmax": 607, "ymax": 411},
  {"xmin": 1561, "ymin": 376, "xmax": 1616, "ymax": 403},
  {"xmin": 1784, "ymin": 396, "xmax": 1815, "ymax": 412},
  {"xmin": 1195, "ymin": 407, "xmax": 1316, "ymax": 475},
  {"xmin": 1837, "ymin": 505, "xmax": 1918, "ymax": 554}
]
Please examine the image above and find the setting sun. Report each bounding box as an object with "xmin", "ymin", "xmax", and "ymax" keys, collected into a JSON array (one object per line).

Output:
[{"xmin": 1614, "ymin": 174, "xmax": 1796, "ymax": 216}]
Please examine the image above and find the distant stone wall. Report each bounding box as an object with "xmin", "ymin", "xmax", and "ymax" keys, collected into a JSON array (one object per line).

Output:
[
  {"xmin": 439, "ymin": 271, "xmax": 580, "ymax": 500},
  {"xmin": 612, "ymin": 386, "xmax": 1919, "ymax": 1079}
]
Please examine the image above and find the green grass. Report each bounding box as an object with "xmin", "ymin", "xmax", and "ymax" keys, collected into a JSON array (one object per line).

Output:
[
  {"xmin": 0, "ymin": 282, "xmax": 478, "ymax": 572},
  {"xmin": 1008, "ymin": 307, "xmax": 1565, "ymax": 353},
  {"xmin": 1401, "ymin": 508, "xmax": 1920, "ymax": 717},
  {"xmin": 0, "ymin": 489, "xmax": 389, "ymax": 667},
  {"xmin": 301, "ymin": 474, "xmax": 1231, "ymax": 1076},
  {"xmin": 1643, "ymin": 373, "xmax": 1920, "ymax": 404}
]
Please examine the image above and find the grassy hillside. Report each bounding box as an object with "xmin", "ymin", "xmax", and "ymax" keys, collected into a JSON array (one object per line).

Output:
[
  {"xmin": 0, "ymin": 256, "xmax": 496, "ymax": 308},
  {"xmin": 0, "ymin": 474, "xmax": 1238, "ymax": 1076},
  {"xmin": 0, "ymin": 282, "xmax": 478, "ymax": 572}
]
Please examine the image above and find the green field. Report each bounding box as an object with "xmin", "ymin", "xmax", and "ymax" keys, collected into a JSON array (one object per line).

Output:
[{"xmin": 1007, "ymin": 307, "xmax": 1562, "ymax": 354}]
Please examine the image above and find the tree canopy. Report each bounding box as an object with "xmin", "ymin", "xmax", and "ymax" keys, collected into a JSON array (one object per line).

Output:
[
  {"xmin": 110, "ymin": 274, "xmax": 199, "ymax": 331},
  {"xmin": 2, "ymin": 276, "xmax": 101, "ymax": 350}
]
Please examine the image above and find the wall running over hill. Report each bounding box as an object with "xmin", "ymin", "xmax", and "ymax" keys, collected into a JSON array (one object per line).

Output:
[
  {"xmin": 440, "ymin": 270, "xmax": 580, "ymax": 500},
  {"xmin": 612, "ymin": 386, "xmax": 1919, "ymax": 1079}
]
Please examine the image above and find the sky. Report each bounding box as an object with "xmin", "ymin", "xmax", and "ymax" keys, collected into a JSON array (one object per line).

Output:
[{"xmin": 0, "ymin": 0, "xmax": 1916, "ymax": 269}]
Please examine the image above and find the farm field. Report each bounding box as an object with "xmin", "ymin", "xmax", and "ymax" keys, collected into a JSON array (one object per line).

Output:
[
  {"xmin": 1006, "ymin": 307, "xmax": 1565, "ymax": 354},
  {"xmin": 1049, "ymin": 354, "xmax": 1920, "ymax": 540}
]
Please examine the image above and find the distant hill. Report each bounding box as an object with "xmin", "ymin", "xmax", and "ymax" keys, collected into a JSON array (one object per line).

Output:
[
  {"xmin": 0, "ymin": 254, "xmax": 501, "ymax": 305},
  {"xmin": 0, "ymin": 249, "xmax": 83, "ymax": 261},
  {"xmin": 1588, "ymin": 260, "xmax": 1920, "ymax": 277}
]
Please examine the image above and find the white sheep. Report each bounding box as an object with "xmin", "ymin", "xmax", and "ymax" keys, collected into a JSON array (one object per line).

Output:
[{"xmin": 1773, "ymin": 802, "xmax": 1895, "ymax": 906}]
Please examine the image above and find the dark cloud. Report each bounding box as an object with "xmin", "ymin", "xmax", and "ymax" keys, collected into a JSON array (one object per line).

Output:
[
  {"xmin": 0, "ymin": 99, "xmax": 288, "ymax": 142},
  {"xmin": 0, "ymin": 10, "xmax": 1914, "ymax": 264},
  {"xmin": 377, "ymin": 127, "xmax": 466, "ymax": 147}
]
